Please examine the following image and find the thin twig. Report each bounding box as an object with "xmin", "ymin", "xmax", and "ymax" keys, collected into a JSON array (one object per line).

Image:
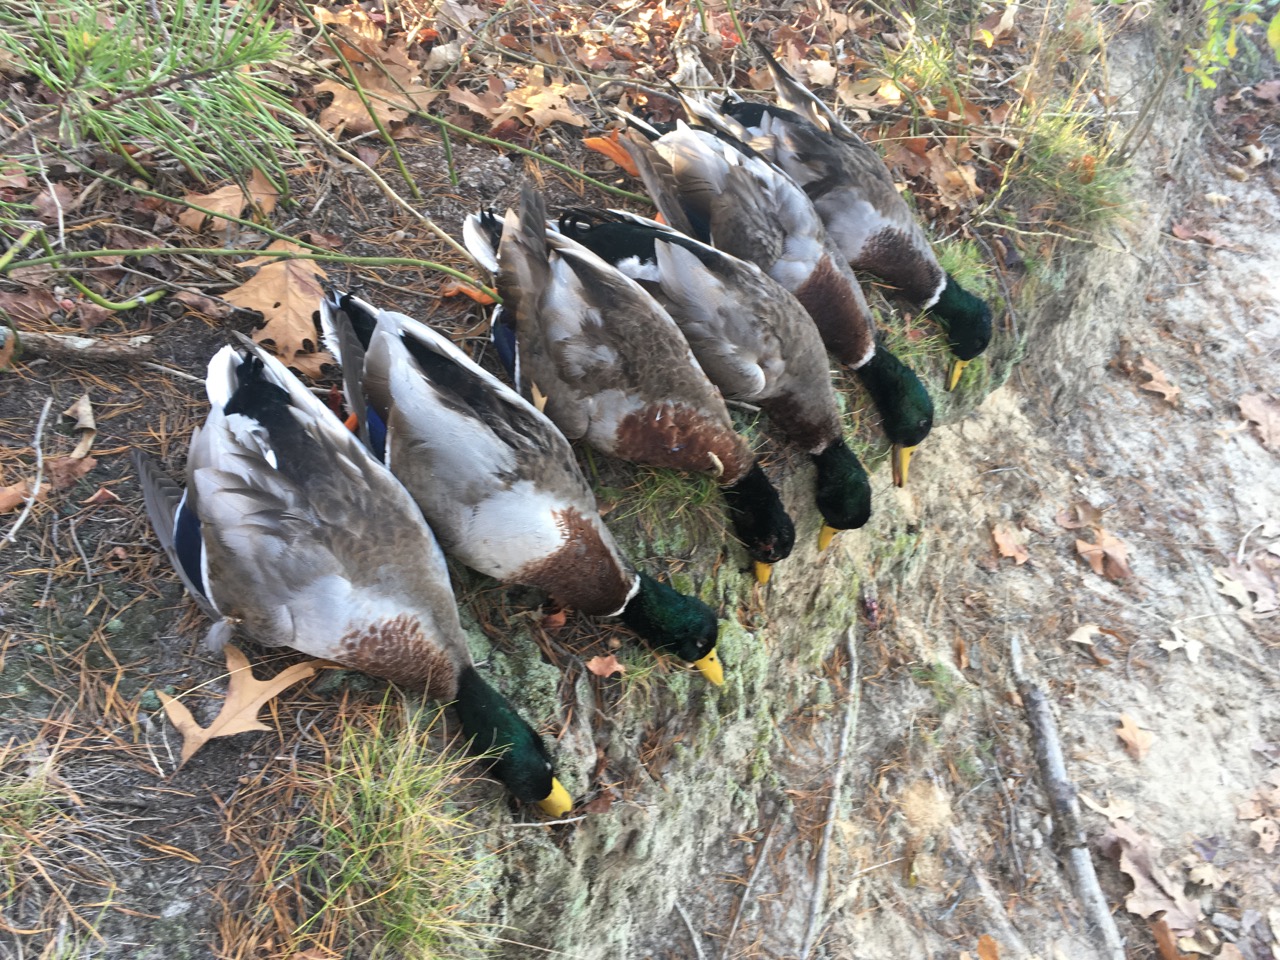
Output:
[
  {"xmin": 800, "ymin": 626, "xmax": 859, "ymax": 959},
  {"xmin": 946, "ymin": 825, "xmax": 1032, "ymax": 958},
  {"xmin": 3, "ymin": 397, "xmax": 54, "ymax": 545},
  {"xmin": 674, "ymin": 901, "xmax": 707, "ymax": 960},
  {"xmin": 721, "ymin": 815, "xmax": 777, "ymax": 958},
  {"xmin": 141, "ymin": 362, "xmax": 203, "ymax": 384},
  {"xmin": 1010, "ymin": 635, "xmax": 1125, "ymax": 960},
  {"xmin": 504, "ymin": 814, "xmax": 588, "ymax": 828}
]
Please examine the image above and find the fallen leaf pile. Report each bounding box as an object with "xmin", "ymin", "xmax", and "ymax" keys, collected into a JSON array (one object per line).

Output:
[
  {"xmin": 159, "ymin": 645, "xmax": 321, "ymax": 767},
  {"xmin": 1236, "ymin": 769, "xmax": 1280, "ymax": 854},
  {"xmin": 1100, "ymin": 820, "xmax": 1203, "ymax": 935}
]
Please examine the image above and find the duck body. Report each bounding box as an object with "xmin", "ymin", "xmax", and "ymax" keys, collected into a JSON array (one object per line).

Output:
[
  {"xmin": 468, "ymin": 187, "xmax": 796, "ymax": 571},
  {"xmin": 624, "ymin": 121, "xmax": 877, "ymax": 372},
  {"xmin": 622, "ymin": 122, "xmax": 933, "ymax": 486},
  {"xmin": 727, "ymin": 47, "xmax": 994, "ymax": 380},
  {"xmin": 320, "ymin": 292, "xmax": 723, "ymax": 681},
  {"xmin": 558, "ymin": 208, "xmax": 871, "ymax": 533},
  {"xmin": 133, "ymin": 338, "xmax": 569, "ymax": 813}
]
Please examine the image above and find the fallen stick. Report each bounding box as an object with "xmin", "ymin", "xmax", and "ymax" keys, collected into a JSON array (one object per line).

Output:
[
  {"xmin": 5, "ymin": 329, "xmax": 155, "ymax": 361},
  {"xmin": 720, "ymin": 814, "xmax": 777, "ymax": 958},
  {"xmin": 801, "ymin": 626, "xmax": 859, "ymax": 959},
  {"xmin": 1010, "ymin": 635, "xmax": 1126, "ymax": 960}
]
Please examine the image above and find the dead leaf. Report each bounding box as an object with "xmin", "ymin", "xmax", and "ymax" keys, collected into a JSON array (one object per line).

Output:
[
  {"xmin": 81, "ymin": 486, "xmax": 120, "ymax": 506},
  {"xmin": 1066, "ymin": 623, "xmax": 1103, "ymax": 645},
  {"xmin": 1159, "ymin": 625, "xmax": 1204, "ymax": 663},
  {"xmin": 1137, "ymin": 358, "xmax": 1180, "ymax": 405},
  {"xmin": 173, "ymin": 290, "xmax": 233, "ymax": 319},
  {"xmin": 1099, "ymin": 820, "xmax": 1201, "ymax": 934},
  {"xmin": 34, "ymin": 184, "xmax": 73, "ymax": 223},
  {"xmin": 223, "ymin": 241, "xmax": 331, "ymax": 370},
  {"xmin": 159, "ymin": 645, "xmax": 320, "ymax": 767},
  {"xmin": 0, "ymin": 479, "xmax": 36, "ymax": 513},
  {"xmin": 178, "ymin": 169, "xmax": 279, "ymax": 232},
  {"xmin": 62, "ymin": 393, "xmax": 96, "ymax": 459},
  {"xmin": 540, "ymin": 608, "xmax": 567, "ymax": 631},
  {"xmin": 1080, "ymin": 790, "xmax": 1135, "ymax": 820},
  {"xmin": 1076, "ymin": 529, "xmax": 1133, "ymax": 579},
  {"xmin": 1251, "ymin": 817, "xmax": 1278, "ymax": 854},
  {"xmin": 1116, "ymin": 713, "xmax": 1154, "ymax": 760},
  {"xmin": 1055, "ymin": 501, "xmax": 1103, "ymax": 530},
  {"xmin": 1151, "ymin": 918, "xmax": 1195, "ymax": 960},
  {"xmin": 991, "ymin": 521, "xmax": 1029, "ymax": 564},
  {"xmin": 0, "ymin": 288, "xmax": 61, "ymax": 325},
  {"xmin": 0, "ymin": 161, "xmax": 28, "ymax": 189},
  {"xmin": 0, "ymin": 327, "xmax": 14, "ymax": 370},
  {"xmin": 585, "ymin": 654, "xmax": 625, "ymax": 678},
  {"xmin": 46, "ymin": 456, "xmax": 97, "ymax": 492},
  {"xmin": 1213, "ymin": 567, "xmax": 1259, "ymax": 613},
  {"xmin": 1170, "ymin": 221, "xmax": 1225, "ymax": 245},
  {"xmin": 976, "ymin": 934, "xmax": 1000, "ymax": 960},
  {"xmin": 1239, "ymin": 393, "xmax": 1280, "ymax": 448}
]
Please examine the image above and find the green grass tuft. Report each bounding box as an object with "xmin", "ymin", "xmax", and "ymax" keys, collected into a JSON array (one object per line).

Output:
[{"xmin": 275, "ymin": 700, "xmax": 489, "ymax": 959}]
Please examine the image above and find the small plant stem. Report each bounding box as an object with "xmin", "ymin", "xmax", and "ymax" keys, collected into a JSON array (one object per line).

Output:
[
  {"xmin": 35, "ymin": 229, "xmax": 167, "ymax": 310},
  {"xmin": 723, "ymin": 0, "xmax": 751, "ymax": 50},
  {"xmin": 299, "ymin": 5, "xmax": 422, "ymax": 200},
  {"xmin": 295, "ymin": 115, "xmax": 474, "ymax": 265},
  {"xmin": 0, "ymin": 227, "xmax": 39, "ymax": 272},
  {"xmin": 2, "ymin": 397, "xmax": 54, "ymax": 547}
]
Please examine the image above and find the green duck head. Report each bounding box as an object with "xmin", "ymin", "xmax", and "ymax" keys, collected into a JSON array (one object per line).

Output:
[
  {"xmin": 811, "ymin": 439, "xmax": 871, "ymax": 550},
  {"xmin": 720, "ymin": 462, "xmax": 797, "ymax": 584},
  {"xmin": 853, "ymin": 346, "xmax": 934, "ymax": 488},
  {"xmin": 453, "ymin": 666, "xmax": 572, "ymax": 816},
  {"xmin": 931, "ymin": 274, "xmax": 993, "ymax": 390},
  {"xmin": 620, "ymin": 573, "xmax": 723, "ymax": 685}
]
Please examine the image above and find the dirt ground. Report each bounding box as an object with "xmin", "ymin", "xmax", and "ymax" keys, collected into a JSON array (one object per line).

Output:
[{"xmin": 2, "ymin": 24, "xmax": 1279, "ymax": 960}]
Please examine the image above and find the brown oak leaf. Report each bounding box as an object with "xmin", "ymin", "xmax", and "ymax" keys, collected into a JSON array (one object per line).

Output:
[
  {"xmin": 991, "ymin": 521, "xmax": 1029, "ymax": 564},
  {"xmin": 1239, "ymin": 393, "xmax": 1280, "ymax": 448},
  {"xmin": 1116, "ymin": 713, "xmax": 1154, "ymax": 760},
  {"xmin": 1137, "ymin": 358, "xmax": 1180, "ymax": 405},
  {"xmin": 178, "ymin": 169, "xmax": 280, "ymax": 232},
  {"xmin": 0, "ymin": 479, "xmax": 37, "ymax": 513},
  {"xmin": 1099, "ymin": 820, "xmax": 1201, "ymax": 934},
  {"xmin": 1076, "ymin": 529, "xmax": 1133, "ymax": 579},
  {"xmin": 159, "ymin": 645, "xmax": 320, "ymax": 767},
  {"xmin": 46, "ymin": 455, "xmax": 97, "ymax": 491},
  {"xmin": 223, "ymin": 242, "xmax": 332, "ymax": 372},
  {"xmin": 1055, "ymin": 500, "xmax": 1103, "ymax": 529}
]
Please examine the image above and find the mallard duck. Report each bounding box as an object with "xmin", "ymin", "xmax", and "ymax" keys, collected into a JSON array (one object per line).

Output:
[
  {"xmin": 619, "ymin": 122, "xmax": 933, "ymax": 487},
  {"xmin": 465, "ymin": 186, "xmax": 796, "ymax": 582},
  {"xmin": 132, "ymin": 338, "xmax": 571, "ymax": 815},
  {"xmin": 556, "ymin": 207, "xmax": 869, "ymax": 551},
  {"xmin": 719, "ymin": 45, "xmax": 993, "ymax": 391},
  {"xmin": 317, "ymin": 291, "xmax": 724, "ymax": 683}
]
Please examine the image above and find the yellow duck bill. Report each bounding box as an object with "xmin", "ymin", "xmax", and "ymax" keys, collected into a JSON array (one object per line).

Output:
[
  {"xmin": 694, "ymin": 648, "xmax": 725, "ymax": 686},
  {"xmin": 537, "ymin": 778, "xmax": 574, "ymax": 817},
  {"xmin": 891, "ymin": 444, "xmax": 917, "ymax": 488},
  {"xmin": 946, "ymin": 357, "xmax": 970, "ymax": 392}
]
